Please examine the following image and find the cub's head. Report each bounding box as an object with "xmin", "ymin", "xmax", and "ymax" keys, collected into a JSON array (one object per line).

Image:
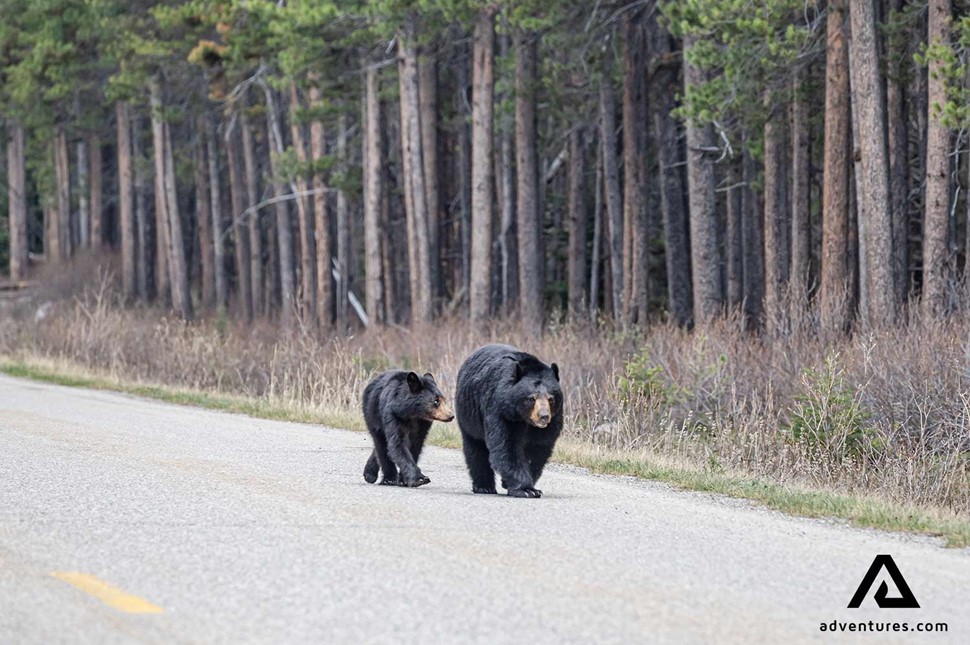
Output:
[
  {"xmin": 406, "ymin": 372, "xmax": 455, "ymax": 423},
  {"xmin": 507, "ymin": 356, "xmax": 562, "ymax": 429}
]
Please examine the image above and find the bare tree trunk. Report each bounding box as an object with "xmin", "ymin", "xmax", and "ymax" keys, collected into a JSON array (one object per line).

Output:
[
  {"xmin": 791, "ymin": 73, "xmax": 811, "ymax": 318},
  {"xmin": 683, "ymin": 35, "xmax": 723, "ymax": 323},
  {"xmin": 742, "ymin": 139, "xmax": 765, "ymax": 328},
  {"xmin": 418, "ymin": 49, "xmax": 442, "ymax": 306},
  {"xmin": 159, "ymin": 100, "xmax": 193, "ymax": 320},
  {"xmin": 496, "ymin": 31, "xmax": 517, "ymax": 314},
  {"xmin": 53, "ymin": 129, "xmax": 71, "ymax": 262},
  {"xmin": 89, "ymin": 136, "xmax": 103, "ymax": 250},
  {"xmin": 567, "ymin": 126, "xmax": 587, "ymax": 319},
  {"xmin": 821, "ymin": 0, "xmax": 852, "ymax": 333},
  {"xmin": 77, "ymin": 135, "xmax": 89, "ymax": 249},
  {"xmin": 457, "ymin": 46, "xmax": 473, "ymax": 311},
  {"xmin": 363, "ymin": 64, "xmax": 385, "ymax": 326},
  {"xmin": 194, "ymin": 118, "xmax": 215, "ymax": 307},
  {"xmin": 763, "ymin": 97, "xmax": 790, "ymax": 333},
  {"xmin": 132, "ymin": 116, "xmax": 150, "ymax": 300},
  {"xmin": 515, "ymin": 30, "xmax": 542, "ymax": 335},
  {"xmin": 470, "ymin": 8, "xmax": 496, "ymax": 321},
  {"xmin": 308, "ymin": 82, "xmax": 332, "ymax": 328},
  {"xmin": 849, "ymin": 0, "xmax": 897, "ymax": 326},
  {"xmin": 923, "ymin": 0, "xmax": 951, "ymax": 318},
  {"xmin": 225, "ymin": 114, "xmax": 253, "ymax": 321},
  {"xmin": 205, "ymin": 116, "xmax": 227, "ymax": 314},
  {"xmin": 622, "ymin": 13, "xmax": 646, "ymax": 324},
  {"xmin": 116, "ymin": 102, "xmax": 136, "ymax": 300},
  {"xmin": 336, "ymin": 115, "xmax": 351, "ymax": 332},
  {"xmin": 726, "ymin": 158, "xmax": 743, "ymax": 309},
  {"xmin": 7, "ymin": 122, "xmax": 28, "ymax": 280},
  {"xmin": 590, "ymin": 145, "xmax": 603, "ymax": 315},
  {"xmin": 646, "ymin": 17, "xmax": 692, "ymax": 326},
  {"xmin": 398, "ymin": 32, "xmax": 434, "ymax": 324},
  {"xmin": 262, "ymin": 84, "xmax": 296, "ymax": 328},
  {"xmin": 887, "ymin": 0, "xmax": 909, "ymax": 303},
  {"xmin": 289, "ymin": 82, "xmax": 316, "ymax": 322},
  {"xmin": 240, "ymin": 109, "xmax": 264, "ymax": 318},
  {"xmin": 150, "ymin": 104, "xmax": 171, "ymax": 305},
  {"xmin": 599, "ymin": 58, "xmax": 624, "ymax": 322}
]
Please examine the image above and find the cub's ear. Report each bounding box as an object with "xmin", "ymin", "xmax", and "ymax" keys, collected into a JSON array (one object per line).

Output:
[
  {"xmin": 406, "ymin": 371, "xmax": 423, "ymax": 393},
  {"xmin": 551, "ymin": 363, "xmax": 560, "ymax": 382},
  {"xmin": 423, "ymin": 372, "xmax": 436, "ymax": 383}
]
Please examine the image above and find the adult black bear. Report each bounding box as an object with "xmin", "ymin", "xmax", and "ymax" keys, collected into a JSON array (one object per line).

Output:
[
  {"xmin": 362, "ymin": 371, "xmax": 454, "ymax": 487},
  {"xmin": 455, "ymin": 344, "xmax": 563, "ymax": 498}
]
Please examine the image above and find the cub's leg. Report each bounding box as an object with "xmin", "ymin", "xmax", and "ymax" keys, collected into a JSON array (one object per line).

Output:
[{"xmin": 384, "ymin": 418, "xmax": 430, "ymax": 487}]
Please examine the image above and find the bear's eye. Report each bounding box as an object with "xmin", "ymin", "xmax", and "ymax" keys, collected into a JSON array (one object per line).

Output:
[
  {"xmin": 432, "ymin": 398, "xmax": 440, "ymax": 408},
  {"xmin": 527, "ymin": 395, "xmax": 536, "ymax": 403}
]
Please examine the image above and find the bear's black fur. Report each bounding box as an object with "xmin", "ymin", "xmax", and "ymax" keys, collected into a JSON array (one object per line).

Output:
[
  {"xmin": 455, "ymin": 344, "xmax": 563, "ymax": 498},
  {"xmin": 362, "ymin": 370, "xmax": 454, "ymax": 487}
]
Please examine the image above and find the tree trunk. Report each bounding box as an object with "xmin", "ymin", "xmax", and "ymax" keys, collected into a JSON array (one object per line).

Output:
[
  {"xmin": 496, "ymin": 31, "xmax": 517, "ymax": 314},
  {"xmin": 599, "ymin": 57, "xmax": 624, "ymax": 322},
  {"xmin": 567, "ymin": 126, "xmax": 587, "ymax": 318},
  {"xmin": 398, "ymin": 32, "xmax": 433, "ymax": 324},
  {"xmin": 418, "ymin": 49, "xmax": 442, "ymax": 305},
  {"xmin": 363, "ymin": 64, "xmax": 385, "ymax": 326},
  {"xmin": 240, "ymin": 108, "xmax": 264, "ymax": 318},
  {"xmin": 590, "ymin": 144, "xmax": 603, "ymax": 315},
  {"xmin": 309, "ymin": 82, "xmax": 332, "ymax": 328},
  {"xmin": 683, "ymin": 35, "xmax": 723, "ymax": 323},
  {"xmin": 515, "ymin": 30, "xmax": 542, "ymax": 335},
  {"xmin": 133, "ymin": 115, "xmax": 151, "ymax": 300},
  {"xmin": 336, "ymin": 115, "xmax": 351, "ymax": 332},
  {"xmin": 7, "ymin": 122, "xmax": 28, "ymax": 280},
  {"xmin": 457, "ymin": 45, "xmax": 473, "ymax": 312},
  {"xmin": 116, "ymin": 101, "xmax": 136, "ymax": 300},
  {"xmin": 742, "ymin": 139, "xmax": 765, "ymax": 328},
  {"xmin": 849, "ymin": 0, "xmax": 897, "ymax": 326},
  {"xmin": 470, "ymin": 8, "xmax": 496, "ymax": 321},
  {"xmin": 53, "ymin": 129, "xmax": 71, "ymax": 262},
  {"xmin": 89, "ymin": 136, "xmax": 103, "ymax": 250},
  {"xmin": 262, "ymin": 83, "xmax": 296, "ymax": 329},
  {"xmin": 622, "ymin": 13, "xmax": 646, "ymax": 324},
  {"xmin": 151, "ymin": 108, "xmax": 171, "ymax": 305},
  {"xmin": 646, "ymin": 17, "xmax": 692, "ymax": 327},
  {"xmin": 225, "ymin": 113, "xmax": 253, "ymax": 322},
  {"xmin": 77, "ymin": 135, "xmax": 89, "ymax": 249},
  {"xmin": 194, "ymin": 118, "xmax": 215, "ymax": 308},
  {"xmin": 159, "ymin": 101, "xmax": 193, "ymax": 320},
  {"xmin": 791, "ymin": 73, "xmax": 811, "ymax": 317},
  {"xmin": 887, "ymin": 0, "xmax": 909, "ymax": 303},
  {"xmin": 763, "ymin": 97, "xmax": 790, "ymax": 332},
  {"xmin": 205, "ymin": 116, "xmax": 227, "ymax": 314},
  {"xmin": 289, "ymin": 82, "xmax": 316, "ymax": 322},
  {"xmin": 821, "ymin": 0, "xmax": 852, "ymax": 333},
  {"xmin": 726, "ymin": 158, "xmax": 743, "ymax": 309},
  {"xmin": 923, "ymin": 0, "xmax": 951, "ymax": 318}
]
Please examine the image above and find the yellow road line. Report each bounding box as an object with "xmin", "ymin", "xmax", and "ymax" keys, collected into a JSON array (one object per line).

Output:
[{"xmin": 51, "ymin": 572, "xmax": 164, "ymax": 614}]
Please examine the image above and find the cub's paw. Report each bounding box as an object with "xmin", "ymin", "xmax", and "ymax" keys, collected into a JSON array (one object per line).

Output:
[
  {"xmin": 401, "ymin": 474, "xmax": 431, "ymax": 488},
  {"xmin": 364, "ymin": 470, "xmax": 379, "ymax": 484},
  {"xmin": 379, "ymin": 476, "xmax": 400, "ymax": 486},
  {"xmin": 507, "ymin": 487, "xmax": 542, "ymax": 498},
  {"xmin": 473, "ymin": 486, "xmax": 497, "ymax": 494}
]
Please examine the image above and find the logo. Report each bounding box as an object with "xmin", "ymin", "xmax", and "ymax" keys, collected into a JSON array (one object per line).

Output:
[{"xmin": 847, "ymin": 555, "xmax": 920, "ymax": 609}]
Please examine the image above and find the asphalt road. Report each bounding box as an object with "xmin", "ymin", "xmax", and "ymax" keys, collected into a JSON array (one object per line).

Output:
[{"xmin": 1, "ymin": 373, "xmax": 969, "ymax": 644}]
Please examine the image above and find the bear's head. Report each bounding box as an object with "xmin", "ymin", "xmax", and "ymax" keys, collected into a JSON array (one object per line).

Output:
[
  {"xmin": 507, "ymin": 356, "xmax": 562, "ymax": 429},
  {"xmin": 406, "ymin": 372, "xmax": 455, "ymax": 423}
]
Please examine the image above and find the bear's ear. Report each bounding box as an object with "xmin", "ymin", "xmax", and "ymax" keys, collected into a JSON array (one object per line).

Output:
[
  {"xmin": 423, "ymin": 372, "xmax": 436, "ymax": 383},
  {"xmin": 551, "ymin": 363, "xmax": 560, "ymax": 382},
  {"xmin": 406, "ymin": 372, "xmax": 423, "ymax": 393},
  {"xmin": 513, "ymin": 360, "xmax": 523, "ymax": 381}
]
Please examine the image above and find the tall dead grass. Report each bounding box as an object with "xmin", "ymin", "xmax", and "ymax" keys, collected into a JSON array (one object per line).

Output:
[{"xmin": 2, "ymin": 269, "xmax": 969, "ymax": 514}]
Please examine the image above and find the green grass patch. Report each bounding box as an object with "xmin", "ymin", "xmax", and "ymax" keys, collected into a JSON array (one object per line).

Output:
[{"xmin": 3, "ymin": 359, "xmax": 968, "ymax": 548}]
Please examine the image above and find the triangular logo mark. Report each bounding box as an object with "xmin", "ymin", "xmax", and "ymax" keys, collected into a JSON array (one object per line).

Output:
[{"xmin": 847, "ymin": 555, "xmax": 920, "ymax": 609}]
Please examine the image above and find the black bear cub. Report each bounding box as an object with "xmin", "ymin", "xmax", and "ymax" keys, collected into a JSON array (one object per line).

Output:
[
  {"xmin": 455, "ymin": 344, "xmax": 563, "ymax": 498},
  {"xmin": 362, "ymin": 370, "xmax": 454, "ymax": 487}
]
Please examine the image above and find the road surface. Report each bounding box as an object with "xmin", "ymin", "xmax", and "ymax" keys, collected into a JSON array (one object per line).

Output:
[{"xmin": 1, "ymin": 373, "xmax": 968, "ymax": 644}]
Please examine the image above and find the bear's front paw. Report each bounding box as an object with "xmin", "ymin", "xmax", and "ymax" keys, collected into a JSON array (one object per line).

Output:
[
  {"xmin": 401, "ymin": 474, "xmax": 431, "ymax": 488},
  {"xmin": 379, "ymin": 476, "xmax": 400, "ymax": 486},
  {"xmin": 507, "ymin": 487, "xmax": 542, "ymax": 498},
  {"xmin": 473, "ymin": 485, "xmax": 497, "ymax": 494}
]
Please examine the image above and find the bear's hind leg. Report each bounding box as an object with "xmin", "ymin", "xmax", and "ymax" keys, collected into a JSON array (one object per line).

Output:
[
  {"xmin": 370, "ymin": 431, "xmax": 399, "ymax": 485},
  {"xmin": 462, "ymin": 434, "xmax": 496, "ymax": 494},
  {"xmin": 526, "ymin": 442, "xmax": 555, "ymax": 485},
  {"xmin": 363, "ymin": 450, "xmax": 380, "ymax": 483}
]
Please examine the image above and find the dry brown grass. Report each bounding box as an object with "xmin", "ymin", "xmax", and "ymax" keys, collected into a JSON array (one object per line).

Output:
[{"xmin": 2, "ymin": 267, "xmax": 969, "ymax": 517}]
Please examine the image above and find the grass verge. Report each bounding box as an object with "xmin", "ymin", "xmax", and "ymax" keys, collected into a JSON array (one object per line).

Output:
[{"xmin": 3, "ymin": 357, "xmax": 968, "ymax": 548}]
